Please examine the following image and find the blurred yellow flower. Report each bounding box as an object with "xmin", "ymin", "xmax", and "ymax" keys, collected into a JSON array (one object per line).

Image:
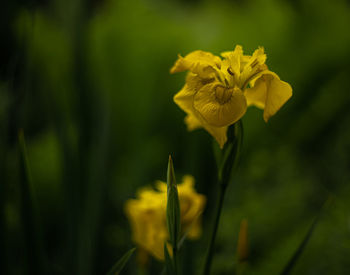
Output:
[
  {"xmin": 124, "ymin": 175, "xmax": 206, "ymax": 261},
  {"xmin": 171, "ymin": 45, "xmax": 292, "ymax": 148}
]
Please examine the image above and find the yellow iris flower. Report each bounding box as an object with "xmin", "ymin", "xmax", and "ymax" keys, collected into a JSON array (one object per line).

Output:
[
  {"xmin": 171, "ymin": 45, "xmax": 292, "ymax": 148},
  {"xmin": 124, "ymin": 175, "xmax": 206, "ymax": 261}
]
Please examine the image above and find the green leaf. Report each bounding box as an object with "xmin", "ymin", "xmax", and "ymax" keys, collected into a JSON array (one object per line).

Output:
[
  {"xmin": 279, "ymin": 218, "xmax": 318, "ymax": 275},
  {"xmin": 166, "ymin": 155, "xmax": 180, "ymax": 274},
  {"xmin": 279, "ymin": 196, "xmax": 334, "ymax": 275},
  {"xmin": 106, "ymin": 248, "xmax": 135, "ymax": 275},
  {"xmin": 166, "ymin": 155, "xmax": 181, "ymax": 248},
  {"xmin": 164, "ymin": 243, "xmax": 175, "ymax": 275},
  {"xmin": 161, "ymin": 212, "xmax": 203, "ymax": 275}
]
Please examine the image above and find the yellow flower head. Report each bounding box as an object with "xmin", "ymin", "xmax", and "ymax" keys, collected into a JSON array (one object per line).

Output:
[
  {"xmin": 171, "ymin": 45, "xmax": 292, "ymax": 148},
  {"xmin": 124, "ymin": 175, "xmax": 206, "ymax": 261}
]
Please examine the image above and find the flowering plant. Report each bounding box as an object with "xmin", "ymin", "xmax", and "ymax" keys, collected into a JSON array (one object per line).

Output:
[{"xmin": 171, "ymin": 45, "xmax": 292, "ymax": 148}]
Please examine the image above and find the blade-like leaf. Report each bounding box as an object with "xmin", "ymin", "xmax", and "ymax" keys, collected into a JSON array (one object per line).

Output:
[
  {"xmin": 106, "ymin": 248, "xmax": 135, "ymax": 275},
  {"xmin": 164, "ymin": 243, "xmax": 175, "ymax": 275},
  {"xmin": 280, "ymin": 217, "xmax": 318, "ymax": 275},
  {"xmin": 280, "ymin": 196, "xmax": 334, "ymax": 275},
  {"xmin": 280, "ymin": 195, "xmax": 335, "ymax": 275},
  {"xmin": 166, "ymin": 155, "xmax": 181, "ymax": 248},
  {"xmin": 161, "ymin": 211, "xmax": 203, "ymax": 275},
  {"xmin": 166, "ymin": 155, "xmax": 181, "ymax": 274}
]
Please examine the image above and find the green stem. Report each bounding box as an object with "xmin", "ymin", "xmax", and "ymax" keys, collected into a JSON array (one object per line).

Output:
[
  {"xmin": 203, "ymin": 182, "xmax": 228, "ymax": 275},
  {"xmin": 203, "ymin": 121, "xmax": 243, "ymax": 275}
]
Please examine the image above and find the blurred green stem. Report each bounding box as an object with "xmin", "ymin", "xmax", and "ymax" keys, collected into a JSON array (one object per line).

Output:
[
  {"xmin": 18, "ymin": 130, "xmax": 47, "ymax": 275},
  {"xmin": 203, "ymin": 182, "xmax": 228, "ymax": 275}
]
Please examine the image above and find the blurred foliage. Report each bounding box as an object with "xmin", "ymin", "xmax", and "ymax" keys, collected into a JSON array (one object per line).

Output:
[{"xmin": 1, "ymin": 0, "xmax": 350, "ymax": 274}]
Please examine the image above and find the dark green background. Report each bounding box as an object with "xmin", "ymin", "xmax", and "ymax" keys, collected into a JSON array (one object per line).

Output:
[{"xmin": 1, "ymin": 0, "xmax": 350, "ymax": 274}]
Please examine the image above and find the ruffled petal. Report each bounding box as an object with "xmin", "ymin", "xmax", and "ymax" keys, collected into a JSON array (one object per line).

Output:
[
  {"xmin": 173, "ymin": 72, "xmax": 215, "ymax": 112},
  {"xmin": 221, "ymin": 45, "xmax": 243, "ymax": 60},
  {"xmin": 170, "ymin": 50, "xmax": 221, "ymax": 77},
  {"xmin": 193, "ymin": 83, "xmax": 247, "ymax": 128},
  {"xmin": 245, "ymin": 74, "xmax": 292, "ymax": 122},
  {"xmin": 184, "ymin": 72, "xmax": 215, "ymax": 94},
  {"xmin": 263, "ymin": 75, "xmax": 292, "ymax": 122},
  {"xmin": 221, "ymin": 45, "xmax": 244, "ymax": 77},
  {"xmin": 236, "ymin": 47, "xmax": 267, "ymax": 89},
  {"xmin": 246, "ymin": 47, "xmax": 266, "ymax": 68},
  {"xmin": 173, "ymin": 79, "xmax": 230, "ymax": 147}
]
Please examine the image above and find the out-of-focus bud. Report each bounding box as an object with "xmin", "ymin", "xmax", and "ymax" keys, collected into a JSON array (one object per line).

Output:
[{"xmin": 237, "ymin": 219, "xmax": 249, "ymax": 263}]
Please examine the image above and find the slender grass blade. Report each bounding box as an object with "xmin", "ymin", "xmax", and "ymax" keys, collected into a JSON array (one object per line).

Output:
[{"xmin": 106, "ymin": 247, "xmax": 135, "ymax": 275}]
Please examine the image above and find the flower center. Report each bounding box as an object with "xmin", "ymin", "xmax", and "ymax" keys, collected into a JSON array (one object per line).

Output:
[{"xmin": 215, "ymin": 85, "xmax": 232, "ymax": 105}]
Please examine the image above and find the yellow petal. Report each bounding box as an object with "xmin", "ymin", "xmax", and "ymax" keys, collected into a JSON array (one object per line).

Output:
[
  {"xmin": 221, "ymin": 45, "xmax": 244, "ymax": 77},
  {"xmin": 177, "ymin": 176, "xmax": 206, "ymax": 239},
  {"xmin": 247, "ymin": 47, "xmax": 266, "ymax": 68},
  {"xmin": 173, "ymin": 73, "xmax": 214, "ymax": 114},
  {"xmin": 185, "ymin": 115, "xmax": 202, "ymax": 131},
  {"xmin": 173, "ymin": 76, "xmax": 230, "ymax": 148},
  {"xmin": 181, "ymin": 175, "xmax": 195, "ymax": 187},
  {"xmin": 239, "ymin": 47, "xmax": 267, "ymax": 88},
  {"xmin": 173, "ymin": 84, "xmax": 196, "ymax": 114},
  {"xmin": 263, "ymin": 76, "xmax": 292, "ymax": 122},
  {"xmin": 186, "ymin": 72, "xmax": 215, "ymax": 92},
  {"xmin": 202, "ymin": 124, "xmax": 228, "ymax": 148},
  {"xmin": 221, "ymin": 45, "xmax": 243, "ymax": 59},
  {"xmin": 245, "ymin": 74, "xmax": 292, "ymax": 122},
  {"xmin": 245, "ymin": 77, "xmax": 267, "ymax": 109},
  {"xmin": 155, "ymin": 181, "xmax": 167, "ymax": 192},
  {"xmin": 193, "ymin": 83, "xmax": 247, "ymax": 128},
  {"xmin": 187, "ymin": 217, "xmax": 203, "ymax": 239},
  {"xmin": 170, "ymin": 50, "xmax": 221, "ymax": 76}
]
